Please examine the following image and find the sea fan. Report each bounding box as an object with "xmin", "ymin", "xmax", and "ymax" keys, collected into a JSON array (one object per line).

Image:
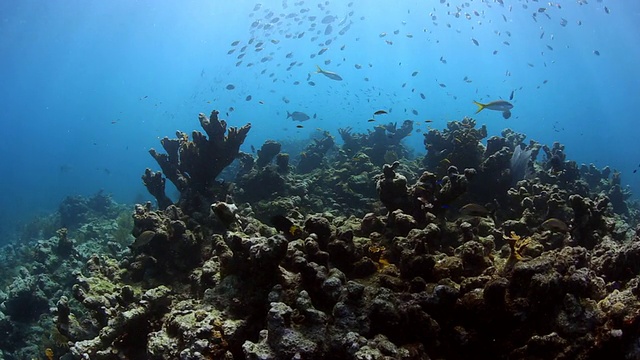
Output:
[{"xmin": 510, "ymin": 145, "xmax": 533, "ymax": 185}]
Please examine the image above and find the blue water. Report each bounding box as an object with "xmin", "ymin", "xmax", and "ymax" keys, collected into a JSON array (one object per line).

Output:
[{"xmin": 1, "ymin": 0, "xmax": 639, "ymax": 241}]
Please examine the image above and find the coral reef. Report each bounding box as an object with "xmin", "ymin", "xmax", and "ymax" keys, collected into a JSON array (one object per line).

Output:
[
  {"xmin": 144, "ymin": 109, "xmax": 251, "ymax": 214},
  {"xmin": 339, "ymin": 119, "xmax": 413, "ymax": 166},
  {"xmin": 297, "ymin": 131, "xmax": 335, "ymax": 174},
  {"xmin": 3, "ymin": 113, "xmax": 640, "ymax": 360}
]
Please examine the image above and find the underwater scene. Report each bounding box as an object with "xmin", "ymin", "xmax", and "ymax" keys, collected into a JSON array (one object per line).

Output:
[{"xmin": 1, "ymin": 0, "xmax": 640, "ymax": 359}]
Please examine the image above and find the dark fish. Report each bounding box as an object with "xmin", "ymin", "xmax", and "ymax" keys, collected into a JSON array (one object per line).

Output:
[
  {"xmin": 420, "ymin": 93, "xmax": 426, "ymax": 99},
  {"xmin": 439, "ymin": 83, "xmax": 447, "ymax": 88},
  {"xmin": 287, "ymin": 111, "xmax": 313, "ymax": 121},
  {"xmin": 246, "ymin": 95, "xmax": 252, "ymax": 101},
  {"xmin": 321, "ymin": 15, "xmax": 335, "ymax": 23},
  {"xmin": 593, "ymin": 50, "xmax": 600, "ymax": 56},
  {"xmin": 541, "ymin": 218, "xmax": 569, "ymax": 233},
  {"xmin": 460, "ymin": 203, "xmax": 490, "ymax": 217},
  {"xmin": 367, "ymin": 119, "xmax": 376, "ymax": 122},
  {"xmin": 325, "ymin": 24, "xmax": 333, "ymax": 35},
  {"xmin": 604, "ymin": 6, "xmax": 610, "ymax": 14},
  {"xmin": 412, "ymin": 71, "xmax": 419, "ymax": 76},
  {"xmin": 509, "ymin": 90, "xmax": 514, "ymax": 100},
  {"xmin": 471, "ymin": 38, "xmax": 479, "ymax": 46},
  {"xmin": 296, "ymin": 125, "xmax": 304, "ymax": 128},
  {"xmin": 226, "ymin": 84, "xmax": 235, "ymax": 90},
  {"xmin": 231, "ymin": 40, "xmax": 240, "ymax": 46},
  {"xmin": 373, "ymin": 110, "xmax": 388, "ymax": 115},
  {"xmin": 130, "ymin": 230, "xmax": 156, "ymax": 249},
  {"xmin": 271, "ymin": 215, "xmax": 302, "ymax": 237}
]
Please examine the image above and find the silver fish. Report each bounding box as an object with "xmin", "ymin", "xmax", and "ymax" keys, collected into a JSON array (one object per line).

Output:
[
  {"xmin": 287, "ymin": 111, "xmax": 313, "ymax": 121},
  {"xmin": 473, "ymin": 99, "xmax": 513, "ymax": 113},
  {"xmin": 315, "ymin": 65, "xmax": 343, "ymax": 81}
]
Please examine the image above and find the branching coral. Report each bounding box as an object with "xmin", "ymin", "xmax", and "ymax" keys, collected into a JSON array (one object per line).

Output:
[{"xmin": 144, "ymin": 110, "xmax": 251, "ymax": 212}]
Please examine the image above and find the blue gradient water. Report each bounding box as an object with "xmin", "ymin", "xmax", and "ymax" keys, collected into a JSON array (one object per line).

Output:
[{"xmin": 1, "ymin": 1, "xmax": 639, "ymax": 242}]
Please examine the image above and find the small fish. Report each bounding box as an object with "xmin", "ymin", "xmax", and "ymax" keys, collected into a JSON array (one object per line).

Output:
[
  {"xmin": 412, "ymin": 71, "xmax": 419, "ymax": 76},
  {"xmin": 367, "ymin": 118, "xmax": 376, "ymax": 122},
  {"xmin": 321, "ymin": 15, "xmax": 336, "ymax": 24},
  {"xmin": 373, "ymin": 110, "xmax": 388, "ymax": 115},
  {"xmin": 460, "ymin": 203, "xmax": 491, "ymax": 217},
  {"xmin": 324, "ymin": 24, "xmax": 333, "ymax": 35},
  {"xmin": 226, "ymin": 84, "xmax": 235, "ymax": 90},
  {"xmin": 287, "ymin": 111, "xmax": 313, "ymax": 121},
  {"xmin": 130, "ymin": 230, "xmax": 156, "ymax": 249},
  {"xmin": 473, "ymin": 99, "xmax": 513, "ymax": 114},
  {"xmin": 296, "ymin": 125, "xmax": 304, "ymax": 128},
  {"xmin": 231, "ymin": 40, "xmax": 240, "ymax": 46},
  {"xmin": 541, "ymin": 218, "xmax": 569, "ymax": 233},
  {"xmin": 460, "ymin": 203, "xmax": 491, "ymax": 216},
  {"xmin": 471, "ymin": 38, "xmax": 479, "ymax": 46},
  {"xmin": 593, "ymin": 50, "xmax": 600, "ymax": 56},
  {"xmin": 271, "ymin": 215, "xmax": 303, "ymax": 237},
  {"xmin": 509, "ymin": 90, "xmax": 515, "ymax": 100},
  {"xmin": 315, "ymin": 65, "xmax": 343, "ymax": 80}
]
